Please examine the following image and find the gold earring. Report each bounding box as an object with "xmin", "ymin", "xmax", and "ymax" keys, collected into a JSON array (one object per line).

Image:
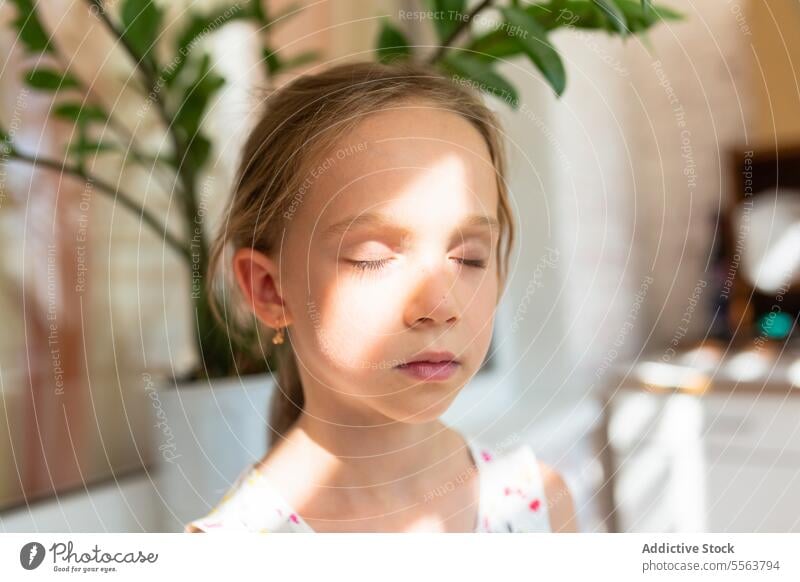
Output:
[{"xmin": 272, "ymin": 326, "xmax": 285, "ymax": 345}]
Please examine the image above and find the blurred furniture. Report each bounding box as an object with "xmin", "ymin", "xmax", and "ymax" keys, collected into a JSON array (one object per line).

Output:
[
  {"xmin": 600, "ymin": 342, "xmax": 800, "ymax": 532},
  {"xmin": 722, "ymin": 145, "xmax": 800, "ymax": 341}
]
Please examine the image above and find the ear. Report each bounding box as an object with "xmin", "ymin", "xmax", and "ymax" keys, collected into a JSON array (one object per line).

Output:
[{"xmin": 232, "ymin": 247, "xmax": 291, "ymax": 328}]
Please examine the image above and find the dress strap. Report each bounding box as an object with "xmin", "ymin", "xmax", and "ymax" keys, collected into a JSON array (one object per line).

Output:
[
  {"xmin": 465, "ymin": 438, "xmax": 495, "ymax": 466},
  {"xmin": 464, "ymin": 439, "xmax": 552, "ymax": 533}
]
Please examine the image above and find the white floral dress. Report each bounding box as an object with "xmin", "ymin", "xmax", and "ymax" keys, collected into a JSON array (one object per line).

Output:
[{"xmin": 185, "ymin": 436, "xmax": 552, "ymax": 533}]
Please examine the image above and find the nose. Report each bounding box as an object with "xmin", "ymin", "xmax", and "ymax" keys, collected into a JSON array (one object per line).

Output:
[{"xmin": 404, "ymin": 260, "xmax": 461, "ymax": 328}]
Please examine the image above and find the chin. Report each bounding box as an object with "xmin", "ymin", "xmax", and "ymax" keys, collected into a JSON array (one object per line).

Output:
[{"xmin": 379, "ymin": 383, "xmax": 465, "ymax": 424}]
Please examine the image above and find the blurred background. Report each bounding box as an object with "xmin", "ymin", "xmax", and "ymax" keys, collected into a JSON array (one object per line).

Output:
[{"xmin": 1, "ymin": 0, "xmax": 799, "ymax": 532}]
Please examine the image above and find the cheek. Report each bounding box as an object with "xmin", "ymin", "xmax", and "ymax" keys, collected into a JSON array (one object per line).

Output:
[
  {"xmin": 468, "ymin": 279, "xmax": 498, "ymax": 346},
  {"xmin": 475, "ymin": 268, "xmax": 499, "ymax": 307},
  {"xmin": 302, "ymin": 268, "xmax": 401, "ymax": 369}
]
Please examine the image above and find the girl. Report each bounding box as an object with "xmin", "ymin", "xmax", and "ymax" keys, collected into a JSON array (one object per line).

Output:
[{"xmin": 185, "ymin": 61, "xmax": 577, "ymax": 533}]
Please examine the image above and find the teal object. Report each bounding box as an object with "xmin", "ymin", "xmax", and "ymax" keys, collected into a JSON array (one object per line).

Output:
[{"xmin": 757, "ymin": 312, "xmax": 794, "ymax": 339}]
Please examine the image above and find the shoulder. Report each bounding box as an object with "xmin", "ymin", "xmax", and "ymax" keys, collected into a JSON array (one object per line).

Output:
[
  {"xmin": 537, "ymin": 460, "xmax": 578, "ymax": 533},
  {"xmin": 182, "ymin": 465, "xmax": 259, "ymax": 533},
  {"xmin": 183, "ymin": 463, "xmax": 299, "ymax": 533}
]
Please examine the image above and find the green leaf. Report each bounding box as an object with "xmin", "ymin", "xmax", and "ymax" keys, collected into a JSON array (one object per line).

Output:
[
  {"xmin": 52, "ymin": 102, "xmax": 108, "ymax": 124},
  {"xmin": 263, "ymin": 48, "xmax": 281, "ymax": 75},
  {"xmin": 652, "ymin": 4, "xmax": 682, "ymax": 21},
  {"xmin": 425, "ymin": 0, "xmax": 466, "ymax": 42},
  {"xmin": 468, "ymin": 2, "xmax": 597, "ymax": 60},
  {"xmin": 247, "ymin": 1, "xmax": 303, "ymax": 25},
  {"xmin": 176, "ymin": 7, "xmax": 245, "ymax": 58},
  {"xmin": 67, "ymin": 140, "xmax": 116, "ymax": 156},
  {"xmin": 10, "ymin": 0, "xmax": 53, "ymax": 53},
  {"xmin": 467, "ymin": 29, "xmax": 525, "ymax": 61},
  {"xmin": 615, "ymin": 0, "xmax": 682, "ymax": 33},
  {"xmin": 500, "ymin": 6, "xmax": 566, "ymax": 96},
  {"xmin": 280, "ymin": 50, "xmax": 318, "ymax": 70},
  {"xmin": 174, "ymin": 54, "xmax": 224, "ymax": 171},
  {"xmin": 184, "ymin": 134, "xmax": 211, "ymax": 171},
  {"xmin": 162, "ymin": 5, "xmax": 246, "ymax": 87},
  {"xmin": 531, "ymin": 1, "xmax": 630, "ymax": 31},
  {"xmin": 121, "ymin": 0, "xmax": 163, "ymax": 67},
  {"xmin": 440, "ymin": 53, "xmax": 519, "ymax": 108},
  {"xmin": 527, "ymin": 2, "xmax": 597, "ymax": 30},
  {"xmin": 593, "ymin": 0, "xmax": 629, "ymax": 35},
  {"xmin": 24, "ymin": 68, "xmax": 79, "ymax": 91},
  {"xmin": 249, "ymin": 0, "xmax": 268, "ymax": 24},
  {"xmin": 375, "ymin": 20, "xmax": 412, "ymax": 63},
  {"xmin": 175, "ymin": 54, "xmax": 225, "ymax": 137},
  {"xmin": 161, "ymin": 57, "xmax": 189, "ymax": 88},
  {"xmin": 263, "ymin": 49, "xmax": 318, "ymax": 75},
  {"xmin": 252, "ymin": 3, "xmax": 311, "ymax": 78},
  {"xmin": 467, "ymin": 1, "xmax": 676, "ymax": 87},
  {"xmin": 642, "ymin": 0, "xmax": 652, "ymax": 13},
  {"xmin": 0, "ymin": 127, "xmax": 13, "ymax": 155}
]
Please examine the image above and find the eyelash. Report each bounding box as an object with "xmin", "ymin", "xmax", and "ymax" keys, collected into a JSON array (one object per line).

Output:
[{"xmin": 349, "ymin": 258, "xmax": 487, "ymax": 272}]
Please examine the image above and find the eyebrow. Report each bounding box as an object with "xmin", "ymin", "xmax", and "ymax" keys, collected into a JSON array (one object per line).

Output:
[{"xmin": 321, "ymin": 212, "xmax": 500, "ymax": 240}]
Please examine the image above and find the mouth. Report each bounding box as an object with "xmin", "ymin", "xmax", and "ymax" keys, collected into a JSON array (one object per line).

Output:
[{"xmin": 395, "ymin": 351, "xmax": 460, "ymax": 381}]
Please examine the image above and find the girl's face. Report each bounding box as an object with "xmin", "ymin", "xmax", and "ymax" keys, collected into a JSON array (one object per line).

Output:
[{"xmin": 267, "ymin": 101, "xmax": 502, "ymax": 423}]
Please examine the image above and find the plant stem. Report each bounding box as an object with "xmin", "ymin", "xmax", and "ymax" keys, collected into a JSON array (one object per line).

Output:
[
  {"xmin": 427, "ymin": 0, "xmax": 495, "ymax": 65},
  {"xmin": 85, "ymin": 0, "xmax": 162, "ymax": 106},
  {"xmin": 85, "ymin": 0, "xmax": 231, "ymax": 377},
  {"xmin": 7, "ymin": 148, "xmax": 190, "ymax": 260},
  {"xmin": 83, "ymin": 0, "xmax": 192, "ymax": 210}
]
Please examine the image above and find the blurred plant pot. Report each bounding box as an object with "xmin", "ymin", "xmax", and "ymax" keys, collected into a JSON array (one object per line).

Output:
[{"xmin": 152, "ymin": 372, "xmax": 274, "ymax": 532}]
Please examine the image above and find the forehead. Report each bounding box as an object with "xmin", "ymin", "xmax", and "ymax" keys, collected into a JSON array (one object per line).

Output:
[{"xmin": 302, "ymin": 102, "xmax": 500, "ymax": 236}]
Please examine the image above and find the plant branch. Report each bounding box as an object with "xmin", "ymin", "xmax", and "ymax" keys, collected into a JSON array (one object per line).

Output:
[
  {"xmin": 84, "ymin": 0, "xmax": 204, "ymax": 273},
  {"xmin": 83, "ymin": 0, "xmax": 190, "ymax": 187},
  {"xmin": 26, "ymin": 20, "xmax": 184, "ymax": 201},
  {"xmin": 64, "ymin": 82, "xmax": 179, "ymax": 193},
  {"xmin": 7, "ymin": 148, "xmax": 190, "ymax": 260},
  {"xmin": 85, "ymin": 0, "xmax": 163, "ymax": 113},
  {"xmin": 427, "ymin": 0, "xmax": 495, "ymax": 65}
]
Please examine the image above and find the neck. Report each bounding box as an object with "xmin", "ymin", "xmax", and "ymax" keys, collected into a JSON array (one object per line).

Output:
[{"xmin": 290, "ymin": 403, "xmax": 454, "ymax": 487}]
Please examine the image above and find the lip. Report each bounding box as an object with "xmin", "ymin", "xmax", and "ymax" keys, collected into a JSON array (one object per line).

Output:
[
  {"xmin": 395, "ymin": 350, "xmax": 460, "ymax": 382},
  {"xmin": 400, "ymin": 350, "xmax": 458, "ymax": 365}
]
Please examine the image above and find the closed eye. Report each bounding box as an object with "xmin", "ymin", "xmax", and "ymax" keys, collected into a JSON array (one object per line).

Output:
[
  {"xmin": 455, "ymin": 258, "xmax": 487, "ymax": 269},
  {"xmin": 347, "ymin": 257, "xmax": 487, "ymax": 273},
  {"xmin": 349, "ymin": 258, "xmax": 392, "ymax": 272}
]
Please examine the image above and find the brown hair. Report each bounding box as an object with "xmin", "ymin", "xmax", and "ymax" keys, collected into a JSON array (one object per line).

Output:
[{"xmin": 207, "ymin": 60, "xmax": 516, "ymax": 445}]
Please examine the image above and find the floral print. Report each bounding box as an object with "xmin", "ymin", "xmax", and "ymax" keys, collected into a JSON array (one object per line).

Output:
[{"xmin": 185, "ymin": 434, "xmax": 551, "ymax": 533}]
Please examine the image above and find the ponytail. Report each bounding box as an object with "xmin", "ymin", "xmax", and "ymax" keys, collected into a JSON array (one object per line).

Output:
[{"xmin": 267, "ymin": 337, "xmax": 304, "ymax": 446}]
